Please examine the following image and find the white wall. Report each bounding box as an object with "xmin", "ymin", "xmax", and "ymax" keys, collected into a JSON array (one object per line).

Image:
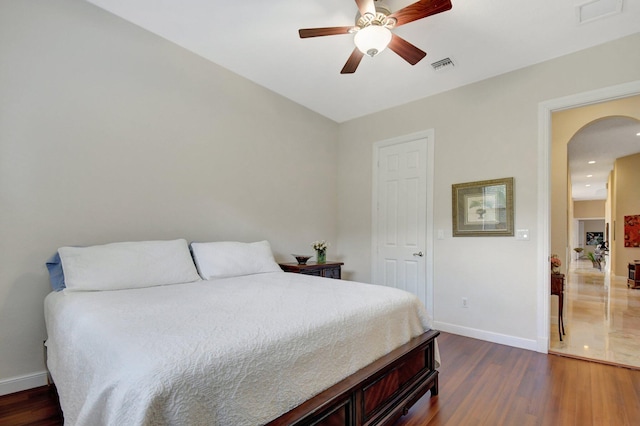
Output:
[
  {"xmin": 337, "ymin": 33, "xmax": 640, "ymax": 349},
  {"xmin": 0, "ymin": 0, "xmax": 338, "ymax": 393}
]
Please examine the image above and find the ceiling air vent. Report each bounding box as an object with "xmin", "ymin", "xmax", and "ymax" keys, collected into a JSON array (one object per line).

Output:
[
  {"xmin": 431, "ymin": 57, "xmax": 455, "ymax": 72},
  {"xmin": 576, "ymin": 0, "xmax": 623, "ymax": 24}
]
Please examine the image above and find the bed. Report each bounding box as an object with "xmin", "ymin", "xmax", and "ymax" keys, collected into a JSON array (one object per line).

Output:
[{"xmin": 44, "ymin": 239, "xmax": 440, "ymax": 425}]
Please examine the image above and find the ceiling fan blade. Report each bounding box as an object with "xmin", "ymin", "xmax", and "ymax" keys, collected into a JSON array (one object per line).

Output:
[
  {"xmin": 341, "ymin": 48, "xmax": 365, "ymax": 74},
  {"xmin": 355, "ymin": 0, "xmax": 376, "ymax": 17},
  {"xmin": 389, "ymin": 0, "xmax": 452, "ymax": 27},
  {"xmin": 388, "ymin": 34, "xmax": 427, "ymax": 65},
  {"xmin": 299, "ymin": 26, "xmax": 353, "ymax": 38}
]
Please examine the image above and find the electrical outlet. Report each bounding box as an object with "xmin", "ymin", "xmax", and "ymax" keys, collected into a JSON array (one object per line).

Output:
[{"xmin": 462, "ymin": 297, "xmax": 468, "ymax": 308}]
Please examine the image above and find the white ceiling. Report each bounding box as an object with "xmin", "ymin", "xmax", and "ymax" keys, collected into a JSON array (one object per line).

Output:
[
  {"xmin": 84, "ymin": 0, "xmax": 640, "ymax": 123},
  {"xmin": 83, "ymin": 0, "xmax": 640, "ymax": 201},
  {"xmin": 569, "ymin": 115, "xmax": 640, "ymax": 201}
]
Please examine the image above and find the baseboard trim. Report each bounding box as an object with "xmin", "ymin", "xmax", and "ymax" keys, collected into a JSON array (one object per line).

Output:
[
  {"xmin": 0, "ymin": 371, "xmax": 49, "ymax": 397},
  {"xmin": 434, "ymin": 321, "xmax": 538, "ymax": 352}
]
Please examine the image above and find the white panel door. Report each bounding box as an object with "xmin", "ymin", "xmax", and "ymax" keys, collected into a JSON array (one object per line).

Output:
[{"xmin": 374, "ymin": 137, "xmax": 428, "ymax": 304}]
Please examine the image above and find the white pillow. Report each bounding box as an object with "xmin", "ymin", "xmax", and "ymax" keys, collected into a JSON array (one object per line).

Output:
[
  {"xmin": 190, "ymin": 240, "xmax": 282, "ymax": 279},
  {"xmin": 58, "ymin": 239, "xmax": 201, "ymax": 291}
]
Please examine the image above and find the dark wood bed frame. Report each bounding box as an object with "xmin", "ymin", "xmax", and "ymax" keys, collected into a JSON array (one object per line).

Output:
[
  {"xmin": 46, "ymin": 329, "xmax": 438, "ymax": 425},
  {"xmin": 267, "ymin": 329, "xmax": 440, "ymax": 426}
]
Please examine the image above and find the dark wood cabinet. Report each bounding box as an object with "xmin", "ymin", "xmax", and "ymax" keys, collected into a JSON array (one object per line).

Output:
[{"xmin": 279, "ymin": 261, "xmax": 344, "ymax": 279}]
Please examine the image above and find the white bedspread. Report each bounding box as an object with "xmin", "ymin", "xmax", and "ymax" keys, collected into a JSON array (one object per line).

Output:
[{"xmin": 44, "ymin": 272, "xmax": 434, "ymax": 425}]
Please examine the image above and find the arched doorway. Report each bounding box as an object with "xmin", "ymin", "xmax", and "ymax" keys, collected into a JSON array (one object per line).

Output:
[{"xmin": 544, "ymin": 91, "xmax": 640, "ymax": 367}]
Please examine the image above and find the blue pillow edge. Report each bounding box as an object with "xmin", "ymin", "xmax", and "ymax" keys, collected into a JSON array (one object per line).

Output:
[{"xmin": 45, "ymin": 252, "xmax": 66, "ymax": 291}]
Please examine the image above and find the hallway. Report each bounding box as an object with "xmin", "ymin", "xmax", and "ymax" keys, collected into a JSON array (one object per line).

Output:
[{"xmin": 549, "ymin": 258, "xmax": 640, "ymax": 368}]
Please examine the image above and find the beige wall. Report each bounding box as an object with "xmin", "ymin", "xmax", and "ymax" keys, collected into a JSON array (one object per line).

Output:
[
  {"xmin": 2, "ymin": 0, "xmax": 640, "ymax": 394},
  {"xmin": 338, "ymin": 33, "xmax": 640, "ymax": 345},
  {"xmin": 567, "ymin": 173, "xmax": 575, "ymax": 265},
  {"xmin": 614, "ymin": 153, "xmax": 640, "ymax": 272},
  {"xmin": 0, "ymin": 0, "xmax": 338, "ymax": 390},
  {"xmin": 552, "ymin": 96, "xmax": 640, "ymax": 276},
  {"xmin": 574, "ymin": 200, "xmax": 605, "ymax": 218},
  {"xmin": 606, "ymin": 170, "xmax": 615, "ymax": 271}
]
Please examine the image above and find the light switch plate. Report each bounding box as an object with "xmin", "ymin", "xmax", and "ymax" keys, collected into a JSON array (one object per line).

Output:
[{"xmin": 516, "ymin": 229, "xmax": 530, "ymax": 240}]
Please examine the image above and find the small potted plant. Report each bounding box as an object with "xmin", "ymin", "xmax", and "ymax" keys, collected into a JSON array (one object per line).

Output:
[
  {"xmin": 550, "ymin": 254, "xmax": 561, "ymax": 274},
  {"xmin": 312, "ymin": 240, "xmax": 329, "ymax": 264},
  {"xmin": 587, "ymin": 251, "xmax": 602, "ymax": 270}
]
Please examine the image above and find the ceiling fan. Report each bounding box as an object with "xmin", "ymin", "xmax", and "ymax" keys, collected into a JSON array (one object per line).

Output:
[{"xmin": 299, "ymin": 0, "xmax": 452, "ymax": 74}]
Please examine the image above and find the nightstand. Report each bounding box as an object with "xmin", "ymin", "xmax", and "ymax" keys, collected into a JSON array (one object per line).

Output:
[{"xmin": 279, "ymin": 261, "xmax": 344, "ymax": 279}]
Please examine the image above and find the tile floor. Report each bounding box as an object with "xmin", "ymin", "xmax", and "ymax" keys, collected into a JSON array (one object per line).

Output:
[{"xmin": 549, "ymin": 258, "xmax": 640, "ymax": 369}]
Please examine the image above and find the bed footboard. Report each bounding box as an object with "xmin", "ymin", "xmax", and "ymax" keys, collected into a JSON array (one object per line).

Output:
[{"xmin": 268, "ymin": 329, "xmax": 440, "ymax": 426}]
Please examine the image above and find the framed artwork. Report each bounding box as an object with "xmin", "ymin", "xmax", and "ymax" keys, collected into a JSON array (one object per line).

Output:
[
  {"xmin": 452, "ymin": 177, "xmax": 514, "ymax": 237},
  {"xmin": 624, "ymin": 215, "xmax": 640, "ymax": 248},
  {"xmin": 586, "ymin": 232, "xmax": 604, "ymax": 246}
]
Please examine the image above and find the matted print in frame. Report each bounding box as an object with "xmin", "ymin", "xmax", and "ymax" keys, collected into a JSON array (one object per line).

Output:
[{"xmin": 452, "ymin": 177, "xmax": 514, "ymax": 237}]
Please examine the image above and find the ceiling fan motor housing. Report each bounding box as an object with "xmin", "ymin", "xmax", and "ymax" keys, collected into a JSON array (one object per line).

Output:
[{"xmin": 355, "ymin": 5, "xmax": 396, "ymax": 30}]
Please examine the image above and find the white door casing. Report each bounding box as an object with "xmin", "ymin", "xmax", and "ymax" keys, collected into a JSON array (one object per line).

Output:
[
  {"xmin": 537, "ymin": 80, "xmax": 640, "ymax": 353},
  {"xmin": 372, "ymin": 130, "xmax": 434, "ymax": 315}
]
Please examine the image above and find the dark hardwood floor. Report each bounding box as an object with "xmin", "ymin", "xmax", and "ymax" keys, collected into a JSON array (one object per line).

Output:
[
  {"xmin": 0, "ymin": 384, "xmax": 62, "ymax": 425},
  {"xmin": 398, "ymin": 332, "xmax": 640, "ymax": 426},
  {"xmin": 2, "ymin": 332, "xmax": 639, "ymax": 425}
]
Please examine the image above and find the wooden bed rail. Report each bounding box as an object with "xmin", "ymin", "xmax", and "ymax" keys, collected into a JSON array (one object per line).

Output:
[{"xmin": 268, "ymin": 329, "xmax": 440, "ymax": 426}]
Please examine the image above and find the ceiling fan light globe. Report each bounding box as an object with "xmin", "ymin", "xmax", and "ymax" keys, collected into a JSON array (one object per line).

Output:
[{"xmin": 354, "ymin": 25, "xmax": 391, "ymax": 57}]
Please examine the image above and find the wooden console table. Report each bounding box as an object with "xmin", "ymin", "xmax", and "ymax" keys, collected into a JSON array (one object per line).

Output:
[
  {"xmin": 551, "ymin": 273, "xmax": 565, "ymax": 341},
  {"xmin": 279, "ymin": 261, "xmax": 344, "ymax": 279}
]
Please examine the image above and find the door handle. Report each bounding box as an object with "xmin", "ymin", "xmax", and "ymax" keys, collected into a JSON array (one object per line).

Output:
[{"xmin": 413, "ymin": 251, "xmax": 424, "ymax": 257}]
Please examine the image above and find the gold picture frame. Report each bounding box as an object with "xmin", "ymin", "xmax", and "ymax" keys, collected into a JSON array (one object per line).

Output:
[{"xmin": 452, "ymin": 177, "xmax": 514, "ymax": 237}]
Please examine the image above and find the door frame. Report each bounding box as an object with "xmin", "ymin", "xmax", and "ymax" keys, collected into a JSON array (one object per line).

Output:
[
  {"xmin": 537, "ymin": 80, "xmax": 640, "ymax": 353},
  {"xmin": 372, "ymin": 129, "xmax": 435, "ymax": 315}
]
